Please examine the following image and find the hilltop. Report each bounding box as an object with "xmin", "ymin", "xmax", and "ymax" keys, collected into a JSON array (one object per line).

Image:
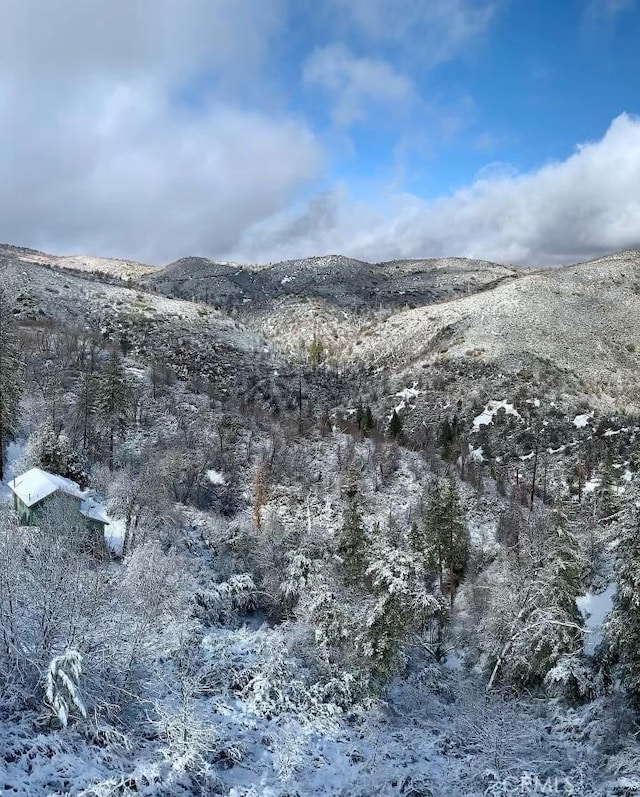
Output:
[{"xmin": 142, "ymin": 252, "xmax": 520, "ymax": 310}]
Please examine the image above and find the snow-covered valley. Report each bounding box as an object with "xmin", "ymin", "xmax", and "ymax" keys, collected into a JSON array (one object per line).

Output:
[{"xmin": 1, "ymin": 247, "xmax": 640, "ymax": 795}]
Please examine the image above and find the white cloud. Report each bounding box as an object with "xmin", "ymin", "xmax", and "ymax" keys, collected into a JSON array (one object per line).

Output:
[
  {"xmin": 0, "ymin": 0, "xmax": 324, "ymax": 263},
  {"xmin": 229, "ymin": 114, "xmax": 640, "ymax": 266},
  {"xmin": 0, "ymin": 80, "xmax": 320, "ymax": 263},
  {"xmin": 303, "ymin": 44, "xmax": 414, "ymax": 126},
  {"xmin": 330, "ymin": 0, "xmax": 500, "ymax": 67},
  {"xmin": 0, "ymin": 0, "xmax": 283, "ymax": 84},
  {"xmin": 0, "ymin": 2, "xmax": 634, "ymax": 269}
]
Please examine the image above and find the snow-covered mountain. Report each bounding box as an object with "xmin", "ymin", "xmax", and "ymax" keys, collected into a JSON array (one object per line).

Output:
[{"xmin": 142, "ymin": 252, "xmax": 520, "ymax": 309}]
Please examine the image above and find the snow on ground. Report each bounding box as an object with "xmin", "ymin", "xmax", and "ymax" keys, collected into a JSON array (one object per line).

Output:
[
  {"xmin": 577, "ymin": 583, "xmax": 616, "ymax": 655},
  {"xmin": 395, "ymin": 386, "xmax": 421, "ymax": 403},
  {"xmin": 445, "ymin": 651, "xmax": 464, "ymax": 670},
  {"xmin": 0, "ymin": 439, "xmax": 25, "ymax": 504},
  {"xmin": 584, "ymin": 477, "xmax": 600, "ymax": 494},
  {"xmin": 20, "ymin": 252, "xmax": 158, "ymax": 279},
  {"xmin": 104, "ymin": 519, "xmax": 126, "ymax": 556},
  {"xmin": 393, "ymin": 384, "xmax": 422, "ymax": 414},
  {"xmin": 206, "ymin": 469, "xmax": 226, "ymax": 486},
  {"xmin": 470, "ymin": 446, "xmax": 484, "ymax": 463},
  {"xmin": 573, "ymin": 413, "xmax": 592, "ymax": 429},
  {"xmin": 472, "ymin": 399, "xmax": 521, "ymax": 430},
  {"xmin": 467, "ymin": 516, "xmax": 499, "ymax": 552}
]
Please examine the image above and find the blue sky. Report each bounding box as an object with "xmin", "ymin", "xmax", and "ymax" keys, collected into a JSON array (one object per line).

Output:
[{"xmin": 0, "ymin": 0, "xmax": 639, "ymax": 265}]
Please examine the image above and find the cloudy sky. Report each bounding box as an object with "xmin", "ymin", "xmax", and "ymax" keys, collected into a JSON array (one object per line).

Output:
[{"xmin": 1, "ymin": 0, "xmax": 639, "ymax": 266}]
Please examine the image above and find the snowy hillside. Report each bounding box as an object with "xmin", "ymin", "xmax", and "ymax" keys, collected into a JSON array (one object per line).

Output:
[{"xmin": 1, "ymin": 244, "xmax": 640, "ymax": 796}]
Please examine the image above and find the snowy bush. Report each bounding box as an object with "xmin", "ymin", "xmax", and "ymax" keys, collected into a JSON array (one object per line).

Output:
[
  {"xmin": 45, "ymin": 649, "xmax": 87, "ymax": 727},
  {"xmin": 194, "ymin": 572, "xmax": 257, "ymax": 625}
]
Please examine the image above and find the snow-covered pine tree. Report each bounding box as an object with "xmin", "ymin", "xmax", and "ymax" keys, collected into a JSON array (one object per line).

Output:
[
  {"xmin": 75, "ymin": 369, "xmax": 99, "ymax": 453},
  {"xmin": 597, "ymin": 446, "xmax": 619, "ymax": 521},
  {"xmin": 607, "ymin": 500, "xmax": 640, "ymax": 705},
  {"xmin": 0, "ymin": 288, "xmax": 22, "ymax": 481},
  {"xmin": 363, "ymin": 522, "xmax": 441, "ymax": 682}
]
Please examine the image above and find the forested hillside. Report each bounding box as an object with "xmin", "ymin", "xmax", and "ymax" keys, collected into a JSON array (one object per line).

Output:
[{"xmin": 1, "ymin": 247, "xmax": 640, "ymax": 796}]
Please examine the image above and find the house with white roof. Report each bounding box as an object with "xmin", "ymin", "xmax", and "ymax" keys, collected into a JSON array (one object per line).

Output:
[{"xmin": 8, "ymin": 467, "xmax": 111, "ymax": 535}]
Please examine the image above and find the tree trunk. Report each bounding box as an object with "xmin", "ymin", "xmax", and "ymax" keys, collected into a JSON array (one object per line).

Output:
[{"xmin": 530, "ymin": 427, "xmax": 541, "ymax": 512}]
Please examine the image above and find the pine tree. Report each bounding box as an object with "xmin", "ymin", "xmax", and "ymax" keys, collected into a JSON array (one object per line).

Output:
[
  {"xmin": 98, "ymin": 352, "xmax": 130, "ymax": 469},
  {"xmin": 76, "ymin": 370, "xmax": 99, "ymax": 453},
  {"xmin": 363, "ymin": 522, "xmax": 441, "ymax": 681},
  {"xmin": 336, "ymin": 470, "xmax": 368, "ymax": 585},
  {"xmin": 364, "ymin": 405, "xmax": 374, "ymax": 433},
  {"xmin": 0, "ymin": 289, "xmax": 22, "ymax": 481},
  {"xmin": 442, "ymin": 480, "xmax": 468, "ymax": 605},
  {"xmin": 439, "ymin": 417, "xmax": 459, "ymax": 460},
  {"xmin": 597, "ymin": 448, "xmax": 619, "ymax": 520},
  {"xmin": 388, "ymin": 409, "xmax": 403, "ymax": 440},
  {"xmin": 607, "ymin": 503, "xmax": 640, "ymax": 704},
  {"xmin": 426, "ymin": 481, "xmax": 468, "ymax": 607}
]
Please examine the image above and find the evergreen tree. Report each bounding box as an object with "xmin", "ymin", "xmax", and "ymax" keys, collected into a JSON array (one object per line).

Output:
[
  {"xmin": 388, "ymin": 409, "xmax": 403, "ymax": 440},
  {"xmin": 426, "ymin": 481, "xmax": 468, "ymax": 606},
  {"xmin": 336, "ymin": 471, "xmax": 368, "ymax": 585},
  {"xmin": 596, "ymin": 448, "xmax": 619, "ymax": 520},
  {"xmin": 363, "ymin": 405, "xmax": 374, "ymax": 433},
  {"xmin": 363, "ymin": 547, "xmax": 416, "ymax": 681},
  {"xmin": 0, "ymin": 288, "xmax": 22, "ymax": 481},
  {"xmin": 439, "ymin": 417, "xmax": 459, "ymax": 460},
  {"xmin": 75, "ymin": 370, "xmax": 99, "ymax": 453},
  {"xmin": 607, "ymin": 503, "xmax": 640, "ymax": 704},
  {"xmin": 363, "ymin": 521, "xmax": 441, "ymax": 682},
  {"xmin": 98, "ymin": 352, "xmax": 130, "ymax": 469}
]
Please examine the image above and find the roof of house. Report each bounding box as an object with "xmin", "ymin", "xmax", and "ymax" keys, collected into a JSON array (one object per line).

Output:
[
  {"xmin": 80, "ymin": 496, "xmax": 111, "ymax": 525},
  {"xmin": 7, "ymin": 467, "xmax": 112, "ymax": 525}
]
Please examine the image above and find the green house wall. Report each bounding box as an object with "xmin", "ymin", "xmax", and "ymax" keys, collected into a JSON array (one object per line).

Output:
[{"xmin": 14, "ymin": 493, "xmax": 107, "ymax": 538}]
